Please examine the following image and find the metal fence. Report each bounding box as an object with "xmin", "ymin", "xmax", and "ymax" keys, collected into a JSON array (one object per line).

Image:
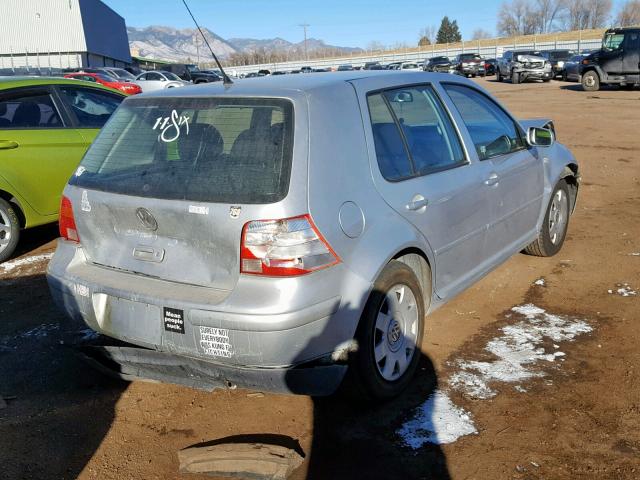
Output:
[{"xmin": 228, "ymin": 37, "xmax": 603, "ymax": 75}]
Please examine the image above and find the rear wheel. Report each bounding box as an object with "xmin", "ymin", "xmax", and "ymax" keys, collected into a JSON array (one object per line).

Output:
[
  {"xmin": 511, "ymin": 70, "xmax": 520, "ymax": 84},
  {"xmin": 524, "ymin": 180, "xmax": 570, "ymax": 257},
  {"xmin": 345, "ymin": 261, "xmax": 426, "ymax": 401},
  {"xmin": 582, "ymin": 70, "xmax": 600, "ymax": 91},
  {"xmin": 497, "ymin": 69, "xmax": 503, "ymax": 82},
  {"xmin": 562, "ymin": 71, "xmax": 568, "ymax": 81},
  {"xmin": 0, "ymin": 198, "xmax": 20, "ymax": 263}
]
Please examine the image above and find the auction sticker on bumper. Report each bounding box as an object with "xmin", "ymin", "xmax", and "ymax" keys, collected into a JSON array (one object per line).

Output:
[
  {"xmin": 163, "ymin": 307, "xmax": 185, "ymax": 334},
  {"xmin": 199, "ymin": 326, "xmax": 233, "ymax": 358}
]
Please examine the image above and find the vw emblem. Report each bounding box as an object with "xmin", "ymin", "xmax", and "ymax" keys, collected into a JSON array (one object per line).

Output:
[
  {"xmin": 136, "ymin": 208, "xmax": 158, "ymax": 231},
  {"xmin": 389, "ymin": 321, "xmax": 402, "ymax": 344}
]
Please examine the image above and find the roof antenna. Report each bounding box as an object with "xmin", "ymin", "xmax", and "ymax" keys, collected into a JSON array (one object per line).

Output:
[{"xmin": 181, "ymin": 0, "xmax": 233, "ymax": 85}]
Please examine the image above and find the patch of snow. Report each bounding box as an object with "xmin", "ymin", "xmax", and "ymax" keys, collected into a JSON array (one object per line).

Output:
[
  {"xmin": 533, "ymin": 278, "xmax": 545, "ymax": 286},
  {"xmin": 19, "ymin": 323, "xmax": 59, "ymax": 339},
  {"xmin": 608, "ymin": 283, "xmax": 637, "ymax": 297},
  {"xmin": 449, "ymin": 304, "xmax": 591, "ymax": 399},
  {"xmin": 77, "ymin": 328, "xmax": 100, "ymax": 341},
  {"xmin": 397, "ymin": 390, "xmax": 477, "ymax": 448},
  {"xmin": 1, "ymin": 253, "xmax": 53, "ymax": 273},
  {"xmin": 514, "ymin": 385, "xmax": 527, "ymax": 393},
  {"xmin": 628, "ymin": 252, "xmax": 640, "ymax": 256}
]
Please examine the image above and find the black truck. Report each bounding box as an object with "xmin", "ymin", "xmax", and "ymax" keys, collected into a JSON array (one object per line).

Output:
[
  {"xmin": 580, "ymin": 27, "xmax": 640, "ymax": 91},
  {"xmin": 165, "ymin": 64, "xmax": 221, "ymax": 83}
]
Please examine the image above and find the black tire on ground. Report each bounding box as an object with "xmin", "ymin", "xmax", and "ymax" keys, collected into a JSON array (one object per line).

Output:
[
  {"xmin": 512, "ymin": 70, "xmax": 520, "ymax": 84},
  {"xmin": 543, "ymin": 78, "xmax": 551, "ymax": 82},
  {"xmin": 581, "ymin": 70, "xmax": 600, "ymax": 91},
  {"xmin": 344, "ymin": 260, "xmax": 427, "ymax": 401},
  {"xmin": 523, "ymin": 179, "xmax": 571, "ymax": 257},
  {"xmin": 497, "ymin": 69, "xmax": 503, "ymax": 82},
  {"xmin": 562, "ymin": 71, "xmax": 568, "ymax": 81},
  {"xmin": 0, "ymin": 198, "xmax": 21, "ymax": 264}
]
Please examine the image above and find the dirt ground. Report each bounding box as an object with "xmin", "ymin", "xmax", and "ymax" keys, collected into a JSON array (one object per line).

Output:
[{"xmin": 1, "ymin": 79, "xmax": 639, "ymax": 480}]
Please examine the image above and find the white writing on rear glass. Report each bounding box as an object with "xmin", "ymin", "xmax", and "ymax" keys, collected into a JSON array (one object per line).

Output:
[{"xmin": 153, "ymin": 110, "xmax": 190, "ymax": 142}]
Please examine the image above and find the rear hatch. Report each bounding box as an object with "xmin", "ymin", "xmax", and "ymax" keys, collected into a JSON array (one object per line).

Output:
[{"xmin": 68, "ymin": 95, "xmax": 294, "ymax": 291}]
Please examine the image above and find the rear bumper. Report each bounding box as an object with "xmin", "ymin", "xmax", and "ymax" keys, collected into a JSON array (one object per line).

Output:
[
  {"xmin": 77, "ymin": 345, "xmax": 346, "ymax": 396},
  {"xmin": 47, "ymin": 241, "xmax": 371, "ymax": 395}
]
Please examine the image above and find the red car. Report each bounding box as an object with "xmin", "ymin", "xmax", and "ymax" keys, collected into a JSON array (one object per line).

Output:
[{"xmin": 64, "ymin": 72, "xmax": 142, "ymax": 95}]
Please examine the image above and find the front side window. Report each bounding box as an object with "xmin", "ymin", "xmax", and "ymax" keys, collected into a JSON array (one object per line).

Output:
[
  {"xmin": 603, "ymin": 33, "xmax": 624, "ymax": 50},
  {"xmin": 443, "ymin": 83, "xmax": 524, "ymax": 160},
  {"xmin": 58, "ymin": 86, "xmax": 122, "ymax": 128},
  {"xmin": 70, "ymin": 97, "xmax": 294, "ymax": 204},
  {"xmin": 0, "ymin": 93, "xmax": 62, "ymax": 128}
]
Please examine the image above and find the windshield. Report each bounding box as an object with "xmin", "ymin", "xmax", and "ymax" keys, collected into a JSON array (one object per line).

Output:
[
  {"xmin": 548, "ymin": 51, "xmax": 573, "ymax": 60},
  {"xmin": 186, "ymin": 64, "xmax": 200, "ymax": 73},
  {"xmin": 603, "ymin": 33, "xmax": 624, "ymax": 50},
  {"xmin": 460, "ymin": 54, "xmax": 481, "ymax": 61},
  {"xmin": 70, "ymin": 97, "xmax": 294, "ymax": 204},
  {"xmin": 110, "ymin": 69, "xmax": 136, "ymax": 80}
]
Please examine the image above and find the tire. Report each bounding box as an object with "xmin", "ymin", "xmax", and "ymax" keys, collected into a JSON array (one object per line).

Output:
[
  {"xmin": 562, "ymin": 71, "xmax": 568, "ymax": 82},
  {"xmin": 524, "ymin": 179, "xmax": 571, "ymax": 257},
  {"xmin": 0, "ymin": 198, "xmax": 21, "ymax": 264},
  {"xmin": 543, "ymin": 78, "xmax": 551, "ymax": 83},
  {"xmin": 582, "ymin": 70, "xmax": 600, "ymax": 91},
  {"xmin": 497, "ymin": 69, "xmax": 503, "ymax": 82},
  {"xmin": 345, "ymin": 260, "xmax": 427, "ymax": 401},
  {"xmin": 511, "ymin": 70, "xmax": 520, "ymax": 84}
]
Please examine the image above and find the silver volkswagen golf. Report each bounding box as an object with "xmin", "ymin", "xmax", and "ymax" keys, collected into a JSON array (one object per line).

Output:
[{"xmin": 47, "ymin": 71, "xmax": 579, "ymax": 400}]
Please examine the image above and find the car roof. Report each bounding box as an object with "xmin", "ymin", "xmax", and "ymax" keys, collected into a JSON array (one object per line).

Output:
[
  {"xmin": 139, "ymin": 71, "xmax": 476, "ymax": 101},
  {"xmin": 0, "ymin": 76, "xmax": 121, "ymax": 93}
]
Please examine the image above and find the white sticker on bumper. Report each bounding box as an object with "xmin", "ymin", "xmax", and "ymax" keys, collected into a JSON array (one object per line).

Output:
[{"xmin": 199, "ymin": 326, "xmax": 234, "ymax": 358}]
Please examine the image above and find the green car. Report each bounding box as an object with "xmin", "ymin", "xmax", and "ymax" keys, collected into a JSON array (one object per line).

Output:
[{"xmin": 0, "ymin": 77, "xmax": 124, "ymax": 262}]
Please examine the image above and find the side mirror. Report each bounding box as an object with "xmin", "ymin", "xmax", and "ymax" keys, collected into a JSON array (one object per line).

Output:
[
  {"xmin": 391, "ymin": 91, "xmax": 413, "ymax": 103},
  {"xmin": 527, "ymin": 127, "xmax": 554, "ymax": 147}
]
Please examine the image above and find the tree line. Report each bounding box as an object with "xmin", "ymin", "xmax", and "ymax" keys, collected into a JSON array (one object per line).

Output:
[{"xmin": 497, "ymin": 0, "xmax": 639, "ymax": 37}]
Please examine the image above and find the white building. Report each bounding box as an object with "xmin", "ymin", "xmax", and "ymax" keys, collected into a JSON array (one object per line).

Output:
[{"xmin": 0, "ymin": 0, "xmax": 131, "ymax": 71}]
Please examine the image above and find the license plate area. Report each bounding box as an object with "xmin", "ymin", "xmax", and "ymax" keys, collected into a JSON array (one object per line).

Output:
[{"xmin": 107, "ymin": 296, "xmax": 162, "ymax": 345}]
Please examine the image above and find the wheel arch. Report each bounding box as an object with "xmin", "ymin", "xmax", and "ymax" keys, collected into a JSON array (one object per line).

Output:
[
  {"xmin": 392, "ymin": 247, "xmax": 433, "ymax": 312},
  {"xmin": 0, "ymin": 189, "xmax": 26, "ymax": 228},
  {"xmin": 559, "ymin": 163, "xmax": 580, "ymax": 214}
]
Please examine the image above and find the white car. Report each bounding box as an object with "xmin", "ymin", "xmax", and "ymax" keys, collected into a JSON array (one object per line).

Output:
[
  {"xmin": 135, "ymin": 71, "xmax": 187, "ymax": 92},
  {"xmin": 400, "ymin": 62, "xmax": 422, "ymax": 72}
]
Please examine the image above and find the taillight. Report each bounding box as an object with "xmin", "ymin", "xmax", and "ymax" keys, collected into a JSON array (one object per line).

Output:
[
  {"xmin": 240, "ymin": 214, "xmax": 339, "ymax": 276},
  {"xmin": 59, "ymin": 195, "xmax": 79, "ymax": 243}
]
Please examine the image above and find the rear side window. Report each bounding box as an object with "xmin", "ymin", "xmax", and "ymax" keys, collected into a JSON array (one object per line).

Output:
[
  {"xmin": 0, "ymin": 93, "xmax": 62, "ymax": 128},
  {"xmin": 368, "ymin": 85, "xmax": 466, "ymax": 180},
  {"xmin": 70, "ymin": 97, "xmax": 294, "ymax": 204},
  {"xmin": 367, "ymin": 93, "xmax": 413, "ymax": 181},
  {"xmin": 443, "ymin": 83, "xmax": 524, "ymax": 160},
  {"xmin": 58, "ymin": 86, "xmax": 122, "ymax": 128}
]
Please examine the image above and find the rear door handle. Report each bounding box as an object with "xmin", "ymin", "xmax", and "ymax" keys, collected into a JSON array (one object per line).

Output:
[
  {"xmin": 406, "ymin": 195, "xmax": 428, "ymax": 211},
  {"xmin": 0, "ymin": 140, "xmax": 18, "ymax": 150},
  {"xmin": 484, "ymin": 172, "xmax": 500, "ymax": 186}
]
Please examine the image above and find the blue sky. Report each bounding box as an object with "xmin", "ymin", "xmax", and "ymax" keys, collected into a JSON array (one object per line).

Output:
[{"xmin": 102, "ymin": 0, "xmax": 505, "ymax": 48}]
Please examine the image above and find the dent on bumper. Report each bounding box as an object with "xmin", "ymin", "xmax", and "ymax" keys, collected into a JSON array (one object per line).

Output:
[{"xmin": 78, "ymin": 344, "xmax": 347, "ymax": 396}]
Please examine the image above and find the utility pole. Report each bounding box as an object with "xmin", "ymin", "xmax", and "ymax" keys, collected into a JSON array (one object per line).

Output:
[{"xmin": 299, "ymin": 23, "xmax": 310, "ymax": 61}]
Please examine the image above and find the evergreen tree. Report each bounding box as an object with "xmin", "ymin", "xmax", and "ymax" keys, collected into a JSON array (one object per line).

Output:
[{"xmin": 436, "ymin": 16, "xmax": 462, "ymax": 44}]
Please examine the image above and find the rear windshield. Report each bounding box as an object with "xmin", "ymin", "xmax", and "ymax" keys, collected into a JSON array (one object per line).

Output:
[{"xmin": 70, "ymin": 97, "xmax": 294, "ymax": 204}]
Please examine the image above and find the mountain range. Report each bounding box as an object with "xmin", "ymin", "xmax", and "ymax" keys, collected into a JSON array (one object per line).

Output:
[{"xmin": 127, "ymin": 26, "xmax": 362, "ymax": 62}]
